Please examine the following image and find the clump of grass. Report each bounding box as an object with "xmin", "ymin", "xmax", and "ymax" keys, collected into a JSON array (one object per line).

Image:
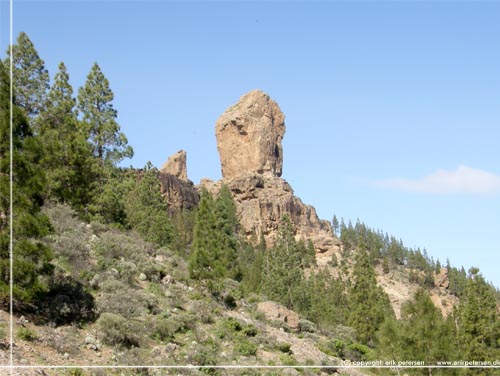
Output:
[{"xmin": 17, "ymin": 327, "xmax": 38, "ymax": 342}]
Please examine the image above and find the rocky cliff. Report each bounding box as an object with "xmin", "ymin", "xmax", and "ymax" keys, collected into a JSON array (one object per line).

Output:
[{"xmin": 203, "ymin": 90, "xmax": 340, "ymax": 254}]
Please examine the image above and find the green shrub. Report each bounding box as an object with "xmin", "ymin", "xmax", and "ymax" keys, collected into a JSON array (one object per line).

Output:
[
  {"xmin": 66, "ymin": 369, "xmax": 85, "ymax": 376},
  {"xmin": 189, "ymin": 338, "xmax": 220, "ymax": 370},
  {"xmin": 235, "ymin": 339, "xmax": 258, "ymax": 356},
  {"xmin": 242, "ymin": 325, "xmax": 258, "ymax": 337},
  {"xmin": 215, "ymin": 317, "xmax": 243, "ymax": 339},
  {"xmin": 151, "ymin": 318, "xmax": 177, "ymax": 342},
  {"xmin": 140, "ymin": 261, "xmax": 166, "ymax": 283},
  {"xmin": 347, "ymin": 342, "xmax": 372, "ymax": 361},
  {"xmin": 151, "ymin": 314, "xmax": 195, "ymax": 342},
  {"xmin": 17, "ymin": 327, "xmax": 38, "ymax": 341},
  {"xmin": 299, "ymin": 319, "xmax": 317, "ymax": 333},
  {"xmin": 276, "ymin": 342, "xmax": 292, "ymax": 354},
  {"xmin": 318, "ymin": 338, "xmax": 345, "ymax": 358},
  {"xmin": 279, "ymin": 353, "xmax": 297, "ymax": 366}
]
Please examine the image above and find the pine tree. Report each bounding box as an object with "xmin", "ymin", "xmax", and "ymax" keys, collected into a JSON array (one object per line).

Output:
[
  {"xmin": 214, "ymin": 184, "xmax": 239, "ymax": 278},
  {"xmin": 89, "ymin": 165, "xmax": 135, "ymax": 225},
  {"xmin": 189, "ymin": 188, "xmax": 219, "ymax": 280},
  {"xmin": 382, "ymin": 257, "xmax": 390, "ymax": 274},
  {"xmin": 306, "ymin": 267, "xmax": 348, "ymax": 328},
  {"xmin": 399, "ymin": 289, "xmax": 455, "ymax": 375},
  {"xmin": 304, "ymin": 239, "xmax": 317, "ymax": 268},
  {"xmin": 77, "ymin": 63, "xmax": 133, "ymax": 164},
  {"xmin": 238, "ymin": 239, "xmax": 261, "ymax": 293},
  {"xmin": 348, "ymin": 248, "xmax": 392, "ymax": 345},
  {"xmin": 376, "ymin": 316, "xmax": 402, "ymax": 362},
  {"xmin": 0, "ymin": 64, "xmax": 53, "ymax": 304},
  {"xmin": 332, "ymin": 214, "xmax": 339, "ymax": 236},
  {"xmin": 38, "ymin": 62, "xmax": 94, "ymax": 210},
  {"xmin": 124, "ymin": 162, "xmax": 173, "ymax": 247},
  {"xmin": 457, "ymin": 268, "xmax": 500, "ymax": 369},
  {"xmin": 170, "ymin": 208, "xmax": 196, "ymax": 255},
  {"xmin": 4, "ymin": 32, "xmax": 49, "ymax": 118},
  {"xmin": 261, "ymin": 216, "xmax": 305, "ymax": 310},
  {"xmin": 189, "ymin": 185, "xmax": 240, "ymax": 283}
]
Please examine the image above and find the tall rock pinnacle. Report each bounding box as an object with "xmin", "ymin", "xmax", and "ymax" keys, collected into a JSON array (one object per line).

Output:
[
  {"xmin": 215, "ymin": 90, "xmax": 285, "ymax": 180},
  {"xmin": 205, "ymin": 90, "xmax": 340, "ymax": 261}
]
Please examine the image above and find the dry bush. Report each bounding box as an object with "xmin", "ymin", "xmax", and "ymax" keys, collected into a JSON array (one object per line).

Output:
[
  {"xmin": 98, "ymin": 279, "xmax": 158, "ymax": 318},
  {"xmin": 96, "ymin": 312, "xmax": 141, "ymax": 348}
]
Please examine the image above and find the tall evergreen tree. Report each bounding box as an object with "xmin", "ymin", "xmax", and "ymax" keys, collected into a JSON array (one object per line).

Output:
[
  {"xmin": 189, "ymin": 186, "xmax": 239, "ymax": 282},
  {"xmin": 306, "ymin": 267, "xmax": 348, "ymax": 328},
  {"xmin": 38, "ymin": 62, "xmax": 95, "ymax": 210},
  {"xmin": 332, "ymin": 214, "xmax": 339, "ymax": 236},
  {"xmin": 457, "ymin": 268, "xmax": 500, "ymax": 370},
  {"xmin": 376, "ymin": 316, "xmax": 402, "ymax": 364},
  {"xmin": 0, "ymin": 64, "xmax": 53, "ymax": 304},
  {"xmin": 214, "ymin": 184, "xmax": 239, "ymax": 279},
  {"xmin": 261, "ymin": 216, "xmax": 305, "ymax": 310},
  {"xmin": 399, "ymin": 289, "xmax": 456, "ymax": 375},
  {"xmin": 239, "ymin": 237, "xmax": 265, "ymax": 295},
  {"xmin": 348, "ymin": 248, "xmax": 392, "ymax": 345},
  {"xmin": 189, "ymin": 188, "xmax": 217, "ymax": 280},
  {"xmin": 4, "ymin": 32, "xmax": 49, "ymax": 118},
  {"xmin": 189, "ymin": 188, "xmax": 235, "ymax": 280},
  {"xmin": 124, "ymin": 162, "xmax": 173, "ymax": 247},
  {"xmin": 88, "ymin": 165, "xmax": 135, "ymax": 225},
  {"xmin": 77, "ymin": 62, "xmax": 133, "ymax": 164}
]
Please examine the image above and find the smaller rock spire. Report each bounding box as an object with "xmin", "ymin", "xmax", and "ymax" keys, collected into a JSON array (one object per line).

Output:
[{"xmin": 160, "ymin": 150, "xmax": 188, "ymax": 181}]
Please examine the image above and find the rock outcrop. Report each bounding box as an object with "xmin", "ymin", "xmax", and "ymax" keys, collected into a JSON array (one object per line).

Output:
[
  {"xmin": 219, "ymin": 173, "xmax": 336, "ymax": 251},
  {"xmin": 256, "ymin": 301, "xmax": 300, "ymax": 330},
  {"xmin": 215, "ymin": 90, "xmax": 285, "ymax": 180},
  {"xmin": 157, "ymin": 151, "xmax": 199, "ymax": 212},
  {"xmin": 160, "ymin": 150, "xmax": 188, "ymax": 181},
  {"xmin": 158, "ymin": 173, "xmax": 199, "ymax": 212},
  {"xmin": 434, "ymin": 268, "xmax": 450, "ymax": 289},
  {"xmin": 204, "ymin": 90, "xmax": 340, "ymax": 255}
]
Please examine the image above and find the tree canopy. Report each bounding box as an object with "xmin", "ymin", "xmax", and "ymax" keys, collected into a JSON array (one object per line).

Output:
[
  {"xmin": 4, "ymin": 32, "xmax": 49, "ymax": 118},
  {"xmin": 0, "ymin": 63, "xmax": 54, "ymax": 304},
  {"xmin": 77, "ymin": 62, "xmax": 133, "ymax": 164}
]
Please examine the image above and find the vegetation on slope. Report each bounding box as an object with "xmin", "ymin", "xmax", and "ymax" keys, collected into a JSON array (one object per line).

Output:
[{"xmin": 0, "ymin": 32, "xmax": 499, "ymax": 376}]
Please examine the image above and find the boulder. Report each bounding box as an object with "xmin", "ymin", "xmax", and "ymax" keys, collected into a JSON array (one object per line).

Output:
[{"xmin": 256, "ymin": 301, "xmax": 300, "ymax": 330}]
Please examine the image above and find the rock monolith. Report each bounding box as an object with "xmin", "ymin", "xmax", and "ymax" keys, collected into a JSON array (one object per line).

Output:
[{"xmin": 215, "ymin": 90, "xmax": 285, "ymax": 180}]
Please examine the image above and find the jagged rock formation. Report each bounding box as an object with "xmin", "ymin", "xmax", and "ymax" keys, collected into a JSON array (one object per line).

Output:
[
  {"xmin": 204, "ymin": 90, "xmax": 340, "ymax": 255},
  {"xmin": 434, "ymin": 268, "xmax": 450, "ymax": 289},
  {"xmin": 158, "ymin": 173, "xmax": 199, "ymax": 212},
  {"xmin": 160, "ymin": 150, "xmax": 188, "ymax": 181},
  {"xmin": 157, "ymin": 151, "xmax": 199, "ymax": 212},
  {"xmin": 215, "ymin": 90, "xmax": 285, "ymax": 180}
]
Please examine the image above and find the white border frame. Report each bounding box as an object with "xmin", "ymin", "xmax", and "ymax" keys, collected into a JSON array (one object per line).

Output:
[{"xmin": 4, "ymin": 1, "xmax": 499, "ymax": 375}]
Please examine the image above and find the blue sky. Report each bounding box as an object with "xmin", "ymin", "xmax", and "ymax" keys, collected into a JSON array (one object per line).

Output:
[{"xmin": 1, "ymin": 1, "xmax": 499, "ymax": 288}]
